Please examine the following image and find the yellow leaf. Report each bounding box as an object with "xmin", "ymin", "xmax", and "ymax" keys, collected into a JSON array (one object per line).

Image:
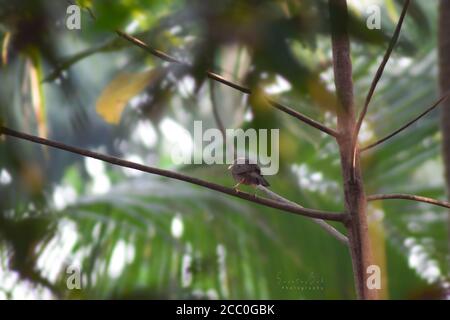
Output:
[
  {"xmin": 77, "ymin": 0, "xmax": 92, "ymax": 8},
  {"xmin": 28, "ymin": 57, "xmax": 47, "ymax": 138},
  {"xmin": 2, "ymin": 32, "xmax": 11, "ymax": 66},
  {"xmin": 385, "ymin": 0, "xmax": 400, "ymax": 23},
  {"xmin": 96, "ymin": 70, "xmax": 157, "ymax": 124}
]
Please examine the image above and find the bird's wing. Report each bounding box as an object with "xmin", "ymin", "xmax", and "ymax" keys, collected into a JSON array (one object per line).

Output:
[
  {"xmin": 249, "ymin": 171, "xmax": 270, "ymax": 187},
  {"xmin": 232, "ymin": 163, "xmax": 261, "ymax": 174}
]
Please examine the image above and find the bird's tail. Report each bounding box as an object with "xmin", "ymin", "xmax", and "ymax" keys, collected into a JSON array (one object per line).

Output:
[{"xmin": 258, "ymin": 176, "xmax": 270, "ymax": 187}]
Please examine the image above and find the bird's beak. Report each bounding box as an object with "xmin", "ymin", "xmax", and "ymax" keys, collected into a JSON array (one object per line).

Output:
[{"xmin": 228, "ymin": 164, "xmax": 234, "ymax": 170}]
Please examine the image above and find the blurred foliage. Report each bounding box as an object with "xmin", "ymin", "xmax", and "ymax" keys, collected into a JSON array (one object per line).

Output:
[{"xmin": 0, "ymin": 0, "xmax": 448, "ymax": 299}]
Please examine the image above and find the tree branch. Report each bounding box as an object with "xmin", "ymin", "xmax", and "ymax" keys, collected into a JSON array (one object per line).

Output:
[
  {"xmin": 361, "ymin": 92, "xmax": 450, "ymax": 152},
  {"xmin": 114, "ymin": 31, "xmax": 337, "ymax": 137},
  {"xmin": 367, "ymin": 194, "xmax": 450, "ymax": 209},
  {"xmin": 115, "ymin": 30, "xmax": 182, "ymax": 64},
  {"xmin": 352, "ymin": 0, "xmax": 410, "ymax": 164},
  {"xmin": 257, "ymin": 185, "xmax": 349, "ymax": 245},
  {"xmin": 354, "ymin": 0, "xmax": 410, "ymax": 136},
  {"xmin": 438, "ymin": 0, "xmax": 450, "ymax": 254},
  {"xmin": 265, "ymin": 98, "xmax": 338, "ymax": 137},
  {"xmin": 329, "ymin": 0, "xmax": 376, "ymax": 300},
  {"xmin": 0, "ymin": 126, "xmax": 348, "ymax": 222}
]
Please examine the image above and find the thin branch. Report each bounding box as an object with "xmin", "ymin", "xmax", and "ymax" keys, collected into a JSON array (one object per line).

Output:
[
  {"xmin": 265, "ymin": 98, "xmax": 339, "ymax": 137},
  {"xmin": 0, "ymin": 126, "xmax": 348, "ymax": 222},
  {"xmin": 354, "ymin": 0, "xmax": 411, "ymax": 137},
  {"xmin": 115, "ymin": 30, "xmax": 182, "ymax": 64},
  {"xmin": 205, "ymin": 70, "xmax": 251, "ymax": 94},
  {"xmin": 361, "ymin": 92, "xmax": 450, "ymax": 152},
  {"xmin": 329, "ymin": 0, "xmax": 378, "ymax": 300},
  {"xmin": 114, "ymin": 30, "xmax": 337, "ymax": 137},
  {"xmin": 352, "ymin": 0, "xmax": 411, "ymax": 167},
  {"xmin": 116, "ymin": 30, "xmax": 252, "ymax": 94},
  {"xmin": 367, "ymin": 194, "xmax": 450, "ymax": 209},
  {"xmin": 257, "ymin": 185, "xmax": 349, "ymax": 245}
]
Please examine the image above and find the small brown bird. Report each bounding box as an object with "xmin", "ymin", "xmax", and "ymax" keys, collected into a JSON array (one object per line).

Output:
[{"xmin": 228, "ymin": 158, "xmax": 270, "ymax": 192}]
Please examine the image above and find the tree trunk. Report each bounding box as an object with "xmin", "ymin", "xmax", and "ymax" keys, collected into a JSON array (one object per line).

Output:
[
  {"xmin": 438, "ymin": 0, "xmax": 450, "ymax": 263},
  {"xmin": 329, "ymin": 0, "xmax": 378, "ymax": 300}
]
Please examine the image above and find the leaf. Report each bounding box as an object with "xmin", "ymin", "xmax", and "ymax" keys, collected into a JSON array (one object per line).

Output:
[
  {"xmin": 42, "ymin": 171, "xmax": 353, "ymax": 299},
  {"xmin": 96, "ymin": 70, "xmax": 158, "ymax": 124},
  {"xmin": 77, "ymin": 0, "xmax": 93, "ymax": 8},
  {"xmin": 28, "ymin": 53, "xmax": 47, "ymax": 139},
  {"xmin": 1, "ymin": 32, "xmax": 11, "ymax": 66},
  {"xmin": 385, "ymin": 0, "xmax": 400, "ymax": 22}
]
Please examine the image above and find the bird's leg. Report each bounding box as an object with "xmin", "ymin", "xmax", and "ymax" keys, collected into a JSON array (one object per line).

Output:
[
  {"xmin": 233, "ymin": 179, "xmax": 244, "ymax": 192},
  {"xmin": 253, "ymin": 185, "xmax": 258, "ymax": 198}
]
